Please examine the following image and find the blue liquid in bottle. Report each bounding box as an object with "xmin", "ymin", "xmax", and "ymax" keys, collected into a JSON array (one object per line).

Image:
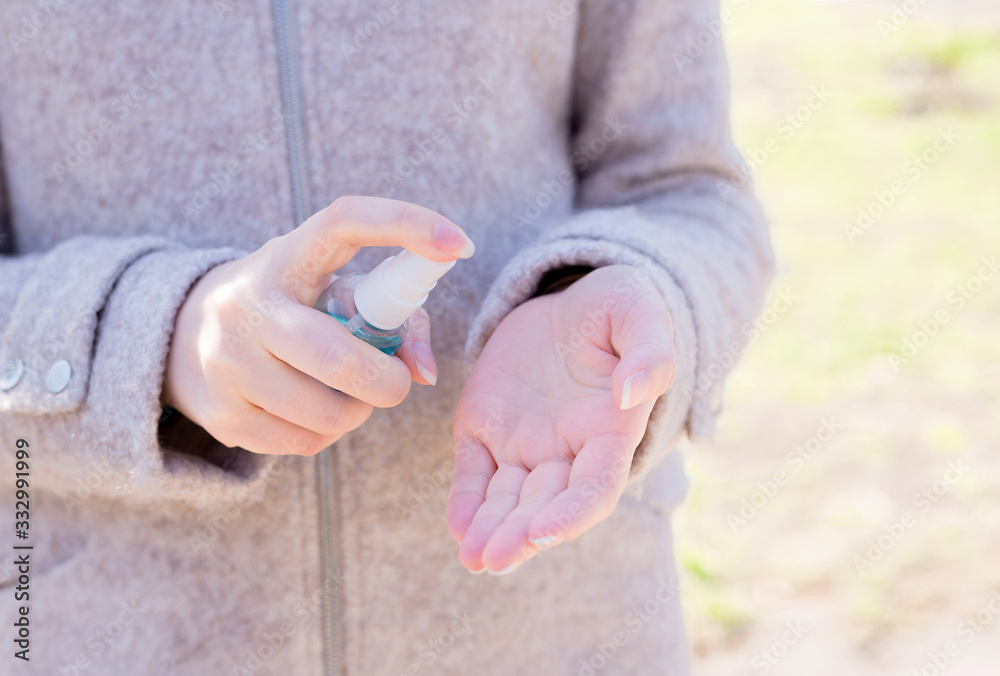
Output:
[
  {"xmin": 328, "ymin": 312, "xmax": 404, "ymax": 355},
  {"xmin": 315, "ymin": 274, "xmax": 407, "ymax": 355}
]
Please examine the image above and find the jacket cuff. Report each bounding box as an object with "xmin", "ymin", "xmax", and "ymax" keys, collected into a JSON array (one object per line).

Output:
[
  {"xmin": 0, "ymin": 235, "xmax": 167, "ymax": 413},
  {"xmin": 86, "ymin": 244, "xmax": 280, "ymax": 496},
  {"xmin": 1, "ymin": 235, "xmax": 276, "ymax": 505},
  {"xmin": 464, "ymin": 208, "xmax": 703, "ymax": 482}
]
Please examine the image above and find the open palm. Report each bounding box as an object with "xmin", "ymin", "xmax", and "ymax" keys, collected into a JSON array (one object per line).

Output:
[{"xmin": 446, "ymin": 265, "xmax": 676, "ymax": 574}]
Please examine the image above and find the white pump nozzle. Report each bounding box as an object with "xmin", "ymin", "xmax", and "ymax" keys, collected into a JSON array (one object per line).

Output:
[{"xmin": 354, "ymin": 251, "xmax": 457, "ymax": 330}]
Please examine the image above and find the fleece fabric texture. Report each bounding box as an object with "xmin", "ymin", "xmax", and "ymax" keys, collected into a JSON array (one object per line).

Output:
[{"xmin": 0, "ymin": 0, "xmax": 773, "ymax": 674}]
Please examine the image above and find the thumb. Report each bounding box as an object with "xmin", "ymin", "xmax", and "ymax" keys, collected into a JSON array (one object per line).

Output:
[{"xmin": 609, "ymin": 285, "xmax": 676, "ymax": 411}]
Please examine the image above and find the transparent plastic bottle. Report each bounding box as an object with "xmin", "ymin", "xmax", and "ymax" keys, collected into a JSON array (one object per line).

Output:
[
  {"xmin": 314, "ymin": 274, "xmax": 406, "ymax": 355},
  {"xmin": 314, "ymin": 250, "xmax": 457, "ymax": 356}
]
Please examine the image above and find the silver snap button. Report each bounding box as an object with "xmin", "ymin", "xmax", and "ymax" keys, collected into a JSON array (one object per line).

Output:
[
  {"xmin": 46, "ymin": 359, "xmax": 73, "ymax": 394},
  {"xmin": 0, "ymin": 359, "xmax": 24, "ymax": 391}
]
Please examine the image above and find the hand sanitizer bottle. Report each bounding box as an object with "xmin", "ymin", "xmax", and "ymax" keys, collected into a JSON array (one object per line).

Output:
[{"xmin": 314, "ymin": 250, "xmax": 457, "ymax": 355}]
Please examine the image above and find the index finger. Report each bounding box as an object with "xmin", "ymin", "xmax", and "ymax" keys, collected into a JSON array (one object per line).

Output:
[{"xmin": 274, "ymin": 196, "xmax": 475, "ymax": 303}]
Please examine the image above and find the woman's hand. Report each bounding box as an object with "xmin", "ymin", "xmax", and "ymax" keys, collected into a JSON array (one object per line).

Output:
[
  {"xmin": 447, "ymin": 265, "xmax": 675, "ymax": 574},
  {"xmin": 163, "ymin": 196, "xmax": 474, "ymax": 456}
]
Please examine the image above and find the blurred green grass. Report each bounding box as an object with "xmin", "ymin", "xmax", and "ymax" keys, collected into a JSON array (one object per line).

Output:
[
  {"xmin": 729, "ymin": 1, "xmax": 999, "ymax": 402},
  {"xmin": 676, "ymin": 0, "xmax": 1000, "ymax": 667}
]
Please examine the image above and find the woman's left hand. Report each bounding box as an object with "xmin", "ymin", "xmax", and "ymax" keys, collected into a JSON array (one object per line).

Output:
[{"xmin": 447, "ymin": 265, "xmax": 676, "ymax": 574}]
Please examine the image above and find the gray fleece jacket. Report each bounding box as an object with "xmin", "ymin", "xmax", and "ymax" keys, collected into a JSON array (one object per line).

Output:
[{"xmin": 0, "ymin": 0, "xmax": 772, "ymax": 674}]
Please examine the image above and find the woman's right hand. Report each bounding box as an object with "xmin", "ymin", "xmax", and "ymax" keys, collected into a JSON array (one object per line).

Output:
[{"xmin": 163, "ymin": 196, "xmax": 475, "ymax": 456}]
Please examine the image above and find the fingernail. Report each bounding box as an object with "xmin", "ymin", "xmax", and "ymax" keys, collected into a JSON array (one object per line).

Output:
[
  {"xmin": 486, "ymin": 562, "xmax": 521, "ymax": 576},
  {"xmin": 433, "ymin": 222, "xmax": 475, "ymax": 259},
  {"xmin": 470, "ymin": 567, "xmax": 486, "ymax": 575},
  {"xmin": 529, "ymin": 534, "xmax": 559, "ymax": 548},
  {"xmin": 620, "ymin": 369, "xmax": 651, "ymax": 411},
  {"xmin": 412, "ymin": 342, "xmax": 438, "ymax": 386}
]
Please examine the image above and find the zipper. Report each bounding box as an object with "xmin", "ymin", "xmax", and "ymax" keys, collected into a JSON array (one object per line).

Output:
[
  {"xmin": 271, "ymin": 0, "xmax": 312, "ymax": 223},
  {"xmin": 270, "ymin": 2, "xmax": 343, "ymax": 675}
]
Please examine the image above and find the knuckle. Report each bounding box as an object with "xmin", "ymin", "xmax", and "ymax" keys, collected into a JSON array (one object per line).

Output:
[
  {"xmin": 256, "ymin": 235, "xmax": 283, "ymax": 264},
  {"xmin": 319, "ymin": 341, "xmax": 362, "ymax": 386},
  {"xmin": 258, "ymin": 239, "xmax": 296, "ymax": 286},
  {"xmin": 309, "ymin": 402, "xmax": 344, "ymax": 436},
  {"xmin": 211, "ymin": 281, "xmax": 247, "ymax": 322},
  {"xmin": 211, "ymin": 287, "xmax": 269, "ymax": 351},
  {"xmin": 327, "ymin": 195, "xmax": 356, "ymax": 224},
  {"xmin": 350, "ymin": 354, "xmax": 401, "ymax": 405},
  {"xmin": 203, "ymin": 346, "xmax": 241, "ymax": 382},
  {"xmin": 371, "ymin": 363, "xmax": 411, "ymax": 407},
  {"xmin": 349, "ymin": 403, "xmax": 375, "ymax": 430},
  {"xmin": 384, "ymin": 377, "xmax": 411, "ymax": 408},
  {"xmin": 395, "ymin": 201, "xmax": 416, "ymax": 233}
]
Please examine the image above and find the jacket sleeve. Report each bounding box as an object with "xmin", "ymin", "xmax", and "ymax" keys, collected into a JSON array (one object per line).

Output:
[
  {"xmin": 464, "ymin": 0, "xmax": 775, "ymax": 481},
  {"xmin": 0, "ymin": 141, "xmax": 274, "ymax": 508}
]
